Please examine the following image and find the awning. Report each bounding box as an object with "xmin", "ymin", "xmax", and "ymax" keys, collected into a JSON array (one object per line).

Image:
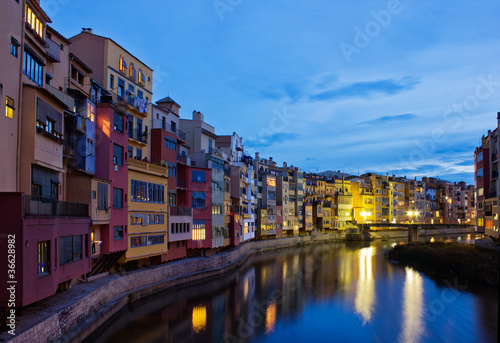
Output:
[{"xmin": 192, "ymin": 192, "xmax": 206, "ymax": 200}]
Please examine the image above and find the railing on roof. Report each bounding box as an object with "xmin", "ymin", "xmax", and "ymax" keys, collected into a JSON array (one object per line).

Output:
[{"xmin": 24, "ymin": 195, "xmax": 89, "ymax": 217}]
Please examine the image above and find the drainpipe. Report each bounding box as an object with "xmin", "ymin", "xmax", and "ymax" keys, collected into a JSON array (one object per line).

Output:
[{"xmin": 16, "ymin": 2, "xmax": 27, "ymax": 192}]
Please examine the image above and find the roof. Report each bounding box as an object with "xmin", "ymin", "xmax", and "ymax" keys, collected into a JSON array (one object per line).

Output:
[
  {"xmin": 23, "ymin": 83, "xmax": 69, "ymax": 110},
  {"xmin": 69, "ymin": 32, "xmax": 154, "ymax": 72},
  {"xmin": 69, "ymin": 53, "xmax": 93, "ymax": 73},
  {"xmin": 29, "ymin": 0, "xmax": 52, "ymax": 23},
  {"xmin": 47, "ymin": 25, "xmax": 70, "ymax": 44},
  {"xmin": 156, "ymin": 96, "xmax": 181, "ymax": 107}
]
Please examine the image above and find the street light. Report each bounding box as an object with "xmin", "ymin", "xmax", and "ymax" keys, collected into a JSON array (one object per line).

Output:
[
  {"xmin": 360, "ymin": 211, "xmax": 371, "ymax": 223},
  {"xmin": 407, "ymin": 211, "xmax": 419, "ymax": 223}
]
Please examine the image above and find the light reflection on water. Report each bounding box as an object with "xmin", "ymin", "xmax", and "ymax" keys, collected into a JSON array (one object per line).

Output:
[{"xmin": 86, "ymin": 234, "xmax": 497, "ymax": 343}]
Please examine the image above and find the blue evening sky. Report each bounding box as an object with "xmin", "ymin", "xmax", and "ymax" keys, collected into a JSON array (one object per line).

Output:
[{"xmin": 41, "ymin": 0, "xmax": 500, "ymax": 184}]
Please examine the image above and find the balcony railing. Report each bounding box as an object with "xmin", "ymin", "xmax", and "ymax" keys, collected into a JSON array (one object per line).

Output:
[
  {"xmin": 169, "ymin": 206, "xmax": 192, "ymax": 216},
  {"xmin": 110, "ymin": 90, "xmax": 150, "ymax": 115},
  {"xmin": 177, "ymin": 179, "xmax": 187, "ymax": 188},
  {"xmin": 44, "ymin": 84, "xmax": 75, "ymax": 110},
  {"xmin": 24, "ymin": 195, "xmax": 89, "ymax": 217},
  {"xmin": 130, "ymin": 129, "xmax": 148, "ymax": 144}
]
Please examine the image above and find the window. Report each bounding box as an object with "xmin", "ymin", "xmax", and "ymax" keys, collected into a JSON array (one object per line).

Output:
[
  {"xmin": 476, "ymin": 151, "xmax": 483, "ymax": 163},
  {"xmin": 170, "ymin": 121, "xmax": 176, "ymax": 133},
  {"xmin": 138, "ymin": 68, "xmax": 145, "ymax": 85},
  {"xmin": 97, "ymin": 182, "xmax": 108, "ymax": 210},
  {"xmin": 118, "ymin": 78, "xmax": 125, "ymax": 99},
  {"xmin": 113, "ymin": 144, "xmax": 123, "ymax": 165},
  {"xmin": 46, "ymin": 118, "xmax": 55, "ymax": 134},
  {"xmin": 71, "ymin": 66, "xmax": 84, "ymax": 85},
  {"xmin": 148, "ymin": 235, "xmax": 164, "ymax": 246},
  {"xmin": 128, "ymin": 115, "xmax": 134, "ymax": 138},
  {"xmin": 10, "ymin": 37, "xmax": 19, "ymax": 58},
  {"xmin": 168, "ymin": 192, "xmax": 177, "ymax": 206},
  {"xmin": 193, "ymin": 221, "xmax": 206, "ymax": 240},
  {"xmin": 131, "ymin": 180, "xmax": 164, "ymax": 203},
  {"xmin": 37, "ymin": 241, "xmax": 49, "ymax": 275},
  {"xmin": 119, "ymin": 55, "xmax": 127, "ymax": 73},
  {"xmin": 113, "ymin": 226, "xmax": 124, "ymax": 240},
  {"xmin": 477, "ymin": 167, "xmax": 483, "ymax": 178},
  {"xmin": 137, "ymin": 90, "xmax": 143, "ymax": 99},
  {"xmin": 212, "ymin": 205, "xmax": 222, "ymax": 215},
  {"xmin": 167, "ymin": 162, "xmax": 177, "ymax": 177},
  {"xmin": 162, "ymin": 117, "xmax": 166, "ymax": 130},
  {"xmin": 130, "ymin": 235, "xmax": 147, "ymax": 248},
  {"xmin": 165, "ymin": 136, "xmax": 177, "ymax": 150},
  {"xmin": 23, "ymin": 49, "xmax": 43, "ymax": 86},
  {"xmin": 192, "ymin": 170, "xmax": 206, "ymax": 182},
  {"xmin": 60, "ymin": 235, "xmax": 82, "ymax": 265},
  {"xmin": 5, "ymin": 97, "xmax": 14, "ymax": 119},
  {"xmin": 478, "ymin": 188, "xmax": 484, "ymax": 196},
  {"xmin": 128, "ymin": 84, "xmax": 135, "ymax": 94},
  {"xmin": 109, "ymin": 74, "xmax": 114, "ymax": 89},
  {"xmin": 25, "ymin": 5, "xmax": 44, "ymax": 38},
  {"xmin": 136, "ymin": 148, "xmax": 142, "ymax": 160},
  {"xmin": 128, "ymin": 145, "xmax": 133, "ymax": 158},
  {"xmin": 114, "ymin": 112, "xmax": 124, "ymax": 133},
  {"xmin": 129, "ymin": 63, "xmax": 136, "ymax": 79},
  {"xmin": 193, "ymin": 192, "xmax": 206, "ymax": 208},
  {"xmin": 113, "ymin": 188, "xmax": 123, "ymax": 209}
]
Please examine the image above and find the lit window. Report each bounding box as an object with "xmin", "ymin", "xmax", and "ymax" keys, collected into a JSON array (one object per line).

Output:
[
  {"xmin": 46, "ymin": 118, "xmax": 55, "ymax": 133},
  {"xmin": 119, "ymin": 55, "xmax": 127, "ymax": 73},
  {"xmin": 37, "ymin": 241, "xmax": 50, "ymax": 275},
  {"xmin": 138, "ymin": 69, "xmax": 145, "ymax": 85},
  {"xmin": 129, "ymin": 63, "xmax": 136, "ymax": 80},
  {"xmin": 5, "ymin": 97, "xmax": 14, "ymax": 119},
  {"xmin": 25, "ymin": 5, "xmax": 43, "ymax": 39}
]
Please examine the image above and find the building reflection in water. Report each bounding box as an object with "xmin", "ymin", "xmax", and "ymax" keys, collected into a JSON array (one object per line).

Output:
[
  {"xmin": 355, "ymin": 247, "xmax": 375, "ymax": 324},
  {"xmin": 265, "ymin": 302, "xmax": 277, "ymax": 335},
  {"xmin": 400, "ymin": 267, "xmax": 424, "ymax": 343},
  {"xmin": 191, "ymin": 305, "xmax": 207, "ymax": 334}
]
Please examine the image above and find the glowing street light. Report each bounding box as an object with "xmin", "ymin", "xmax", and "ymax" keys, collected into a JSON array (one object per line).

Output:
[{"xmin": 360, "ymin": 211, "xmax": 371, "ymax": 223}]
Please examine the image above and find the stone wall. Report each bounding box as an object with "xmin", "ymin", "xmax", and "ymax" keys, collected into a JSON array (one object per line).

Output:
[{"xmin": 8, "ymin": 233, "xmax": 343, "ymax": 343}]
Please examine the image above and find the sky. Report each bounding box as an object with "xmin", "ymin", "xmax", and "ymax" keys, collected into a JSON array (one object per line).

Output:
[{"xmin": 41, "ymin": 0, "xmax": 500, "ymax": 184}]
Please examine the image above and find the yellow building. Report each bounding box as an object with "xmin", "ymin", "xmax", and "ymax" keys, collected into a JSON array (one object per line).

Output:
[
  {"xmin": 69, "ymin": 31, "xmax": 168, "ymax": 264},
  {"xmin": 127, "ymin": 159, "xmax": 168, "ymax": 262},
  {"xmin": 362, "ymin": 173, "xmax": 390, "ymax": 223},
  {"xmin": 352, "ymin": 181, "xmax": 375, "ymax": 223},
  {"xmin": 390, "ymin": 180, "xmax": 406, "ymax": 223},
  {"xmin": 334, "ymin": 178, "xmax": 353, "ymax": 229}
]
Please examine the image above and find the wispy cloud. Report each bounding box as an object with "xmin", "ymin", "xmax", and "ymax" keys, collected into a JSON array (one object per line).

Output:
[
  {"xmin": 358, "ymin": 113, "xmax": 418, "ymax": 126},
  {"xmin": 310, "ymin": 77, "xmax": 419, "ymax": 102}
]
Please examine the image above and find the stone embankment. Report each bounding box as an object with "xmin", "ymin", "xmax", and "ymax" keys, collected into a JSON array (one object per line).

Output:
[{"xmin": 2, "ymin": 226, "xmax": 476, "ymax": 342}]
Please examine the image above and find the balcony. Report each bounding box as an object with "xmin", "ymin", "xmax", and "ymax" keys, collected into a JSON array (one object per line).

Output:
[
  {"xmin": 44, "ymin": 84, "xmax": 75, "ymax": 110},
  {"xmin": 128, "ymin": 158, "xmax": 167, "ymax": 175},
  {"xmin": 129, "ymin": 129, "xmax": 148, "ymax": 144},
  {"xmin": 267, "ymin": 214, "xmax": 276, "ymax": 223},
  {"xmin": 24, "ymin": 195, "xmax": 89, "ymax": 217},
  {"xmin": 46, "ymin": 38, "xmax": 61, "ymax": 62},
  {"xmin": 493, "ymin": 170, "xmax": 499, "ymax": 179},
  {"xmin": 169, "ymin": 206, "xmax": 192, "ymax": 216},
  {"xmin": 110, "ymin": 91, "xmax": 150, "ymax": 115},
  {"xmin": 177, "ymin": 179, "xmax": 187, "ymax": 189}
]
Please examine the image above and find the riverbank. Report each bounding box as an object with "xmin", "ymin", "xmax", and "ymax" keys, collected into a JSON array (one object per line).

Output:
[
  {"xmin": 388, "ymin": 241, "xmax": 500, "ymax": 286},
  {"xmin": 0, "ymin": 226, "xmax": 478, "ymax": 342}
]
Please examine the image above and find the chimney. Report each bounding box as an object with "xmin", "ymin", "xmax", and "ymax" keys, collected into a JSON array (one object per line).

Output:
[
  {"xmin": 255, "ymin": 152, "xmax": 259, "ymax": 161},
  {"xmin": 283, "ymin": 162, "xmax": 287, "ymax": 168},
  {"xmin": 193, "ymin": 110, "xmax": 204, "ymax": 122},
  {"xmin": 269, "ymin": 157, "xmax": 273, "ymax": 161}
]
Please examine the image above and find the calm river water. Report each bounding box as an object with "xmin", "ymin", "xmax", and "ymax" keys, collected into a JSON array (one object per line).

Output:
[{"xmin": 86, "ymin": 234, "xmax": 498, "ymax": 343}]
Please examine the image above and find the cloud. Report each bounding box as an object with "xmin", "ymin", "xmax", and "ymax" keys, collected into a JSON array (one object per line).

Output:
[
  {"xmin": 309, "ymin": 77, "xmax": 419, "ymax": 102},
  {"xmin": 245, "ymin": 132, "xmax": 300, "ymax": 148},
  {"xmin": 358, "ymin": 113, "xmax": 418, "ymax": 126}
]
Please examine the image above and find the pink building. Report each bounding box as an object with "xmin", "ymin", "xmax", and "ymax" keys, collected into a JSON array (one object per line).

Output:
[
  {"xmin": 94, "ymin": 102, "xmax": 129, "ymax": 256},
  {"xmin": 187, "ymin": 166, "xmax": 213, "ymax": 252},
  {"xmin": 0, "ymin": 193, "xmax": 91, "ymax": 307}
]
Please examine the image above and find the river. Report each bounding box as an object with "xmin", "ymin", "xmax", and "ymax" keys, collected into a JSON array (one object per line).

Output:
[{"xmin": 85, "ymin": 234, "xmax": 498, "ymax": 343}]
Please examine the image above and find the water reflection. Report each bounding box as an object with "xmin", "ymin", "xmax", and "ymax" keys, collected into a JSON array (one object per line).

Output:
[
  {"xmin": 400, "ymin": 267, "xmax": 424, "ymax": 343},
  {"xmin": 355, "ymin": 247, "xmax": 376, "ymax": 324},
  {"xmin": 87, "ymin": 235, "xmax": 497, "ymax": 343}
]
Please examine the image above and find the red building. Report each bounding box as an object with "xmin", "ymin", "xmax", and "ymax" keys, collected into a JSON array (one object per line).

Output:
[
  {"xmin": 94, "ymin": 101, "xmax": 129, "ymax": 255},
  {"xmin": 0, "ymin": 193, "xmax": 91, "ymax": 307},
  {"xmin": 151, "ymin": 97, "xmax": 193, "ymax": 261},
  {"xmin": 187, "ymin": 166, "xmax": 213, "ymax": 252}
]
